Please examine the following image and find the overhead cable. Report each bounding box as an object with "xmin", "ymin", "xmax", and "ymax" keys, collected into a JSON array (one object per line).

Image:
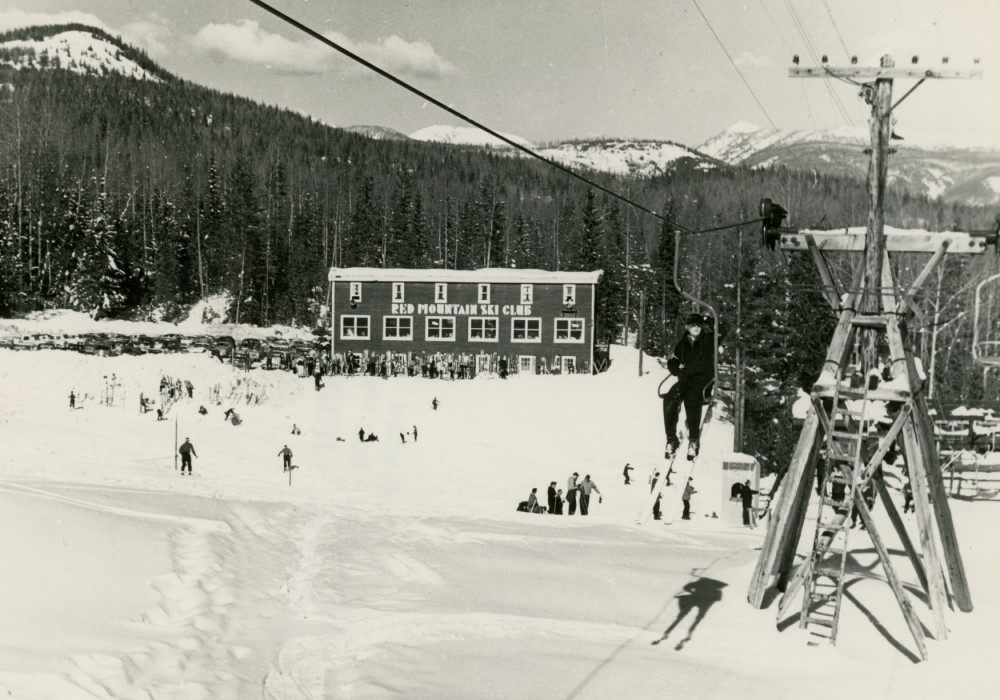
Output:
[
  {"xmin": 244, "ymin": 0, "xmax": 695, "ymax": 233},
  {"xmin": 691, "ymin": 0, "xmax": 779, "ymax": 130}
]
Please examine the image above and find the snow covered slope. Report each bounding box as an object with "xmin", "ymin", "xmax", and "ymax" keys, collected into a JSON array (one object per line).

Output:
[
  {"xmin": 0, "ymin": 28, "xmax": 162, "ymax": 81},
  {"xmin": 409, "ymin": 124, "xmax": 533, "ymax": 149},
  {"xmin": 0, "ymin": 327, "xmax": 998, "ymax": 697},
  {"xmin": 536, "ymin": 138, "xmax": 715, "ymax": 177}
]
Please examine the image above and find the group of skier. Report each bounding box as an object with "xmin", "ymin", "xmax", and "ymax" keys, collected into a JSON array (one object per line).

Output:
[{"xmin": 521, "ymin": 473, "xmax": 603, "ymax": 515}]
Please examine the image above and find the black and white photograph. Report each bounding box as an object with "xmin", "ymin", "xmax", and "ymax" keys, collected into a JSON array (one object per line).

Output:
[{"xmin": 0, "ymin": 1, "xmax": 999, "ymax": 697}]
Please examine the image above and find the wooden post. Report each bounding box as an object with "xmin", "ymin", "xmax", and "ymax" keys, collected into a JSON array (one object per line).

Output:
[
  {"xmin": 638, "ymin": 291, "xmax": 645, "ymax": 378},
  {"xmin": 747, "ymin": 411, "xmax": 820, "ymax": 607}
]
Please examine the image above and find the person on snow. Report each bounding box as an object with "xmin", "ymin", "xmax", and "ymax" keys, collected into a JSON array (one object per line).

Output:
[
  {"xmin": 681, "ymin": 478, "xmax": 696, "ymax": 520},
  {"xmin": 651, "ymin": 471, "xmax": 663, "ymax": 520},
  {"xmin": 278, "ymin": 445, "xmax": 293, "ymax": 472},
  {"xmin": 903, "ymin": 480, "xmax": 914, "ymax": 514},
  {"xmin": 566, "ymin": 472, "xmax": 580, "ymax": 515},
  {"xmin": 69, "ymin": 390, "xmax": 76, "ymax": 409},
  {"xmin": 432, "ymin": 397, "xmax": 439, "ymax": 411},
  {"xmin": 178, "ymin": 438, "xmax": 198, "ymax": 475},
  {"xmin": 399, "ymin": 432, "xmax": 406, "ymax": 444},
  {"xmin": 291, "ymin": 424, "xmax": 301, "ymax": 435},
  {"xmin": 740, "ymin": 480, "xmax": 759, "ymax": 529},
  {"xmin": 663, "ymin": 313, "xmax": 715, "ymax": 461},
  {"xmin": 185, "ymin": 380, "xmax": 194, "ymax": 399},
  {"xmin": 359, "ymin": 427, "xmax": 365, "ymax": 442},
  {"xmin": 623, "ymin": 463, "xmax": 634, "ymax": 485},
  {"xmin": 413, "ymin": 425, "xmax": 418, "ymax": 443},
  {"xmin": 198, "ymin": 405, "xmax": 208, "ymax": 415},
  {"xmin": 547, "ymin": 481, "xmax": 557, "ymax": 513},
  {"xmin": 527, "ymin": 487, "xmax": 541, "ymax": 513},
  {"xmin": 578, "ymin": 475, "xmax": 602, "ymax": 516},
  {"xmin": 314, "ymin": 369, "xmax": 323, "ymax": 391},
  {"xmin": 554, "ymin": 489, "xmax": 564, "ymax": 515}
]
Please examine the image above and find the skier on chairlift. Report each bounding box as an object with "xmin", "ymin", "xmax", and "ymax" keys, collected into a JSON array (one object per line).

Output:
[{"xmin": 662, "ymin": 313, "xmax": 715, "ymax": 461}]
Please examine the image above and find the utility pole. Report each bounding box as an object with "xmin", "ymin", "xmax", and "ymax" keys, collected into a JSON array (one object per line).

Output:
[
  {"xmin": 790, "ymin": 54, "xmax": 981, "ymax": 371},
  {"xmin": 638, "ymin": 291, "xmax": 645, "ymax": 377}
]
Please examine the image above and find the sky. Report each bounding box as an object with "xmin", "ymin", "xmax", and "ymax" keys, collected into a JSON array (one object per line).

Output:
[{"xmin": 1, "ymin": 0, "xmax": 998, "ymax": 146}]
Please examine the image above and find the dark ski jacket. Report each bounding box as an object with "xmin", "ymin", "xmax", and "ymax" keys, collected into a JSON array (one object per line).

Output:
[
  {"xmin": 179, "ymin": 441, "xmax": 197, "ymax": 457},
  {"xmin": 667, "ymin": 333, "xmax": 714, "ymax": 383},
  {"xmin": 740, "ymin": 484, "xmax": 758, "ymax": 508}
]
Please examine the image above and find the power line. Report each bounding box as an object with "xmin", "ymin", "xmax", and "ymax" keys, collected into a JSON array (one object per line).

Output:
[
  {"xmin": 244, "ymin": 0, "xmax": 695, "ymax": 233},
  {"xmin": 690, "ymin": 0, "xmax": 779, "ymax": 130},
  {"xmin": 821, "ymin": 0, "xmax": 851, "ymax": 59}
]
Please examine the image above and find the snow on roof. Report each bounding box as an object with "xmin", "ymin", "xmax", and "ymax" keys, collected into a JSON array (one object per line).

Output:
[{"xmin": 328, "ymin": 267, "xmax": 603, "ymax": 284}]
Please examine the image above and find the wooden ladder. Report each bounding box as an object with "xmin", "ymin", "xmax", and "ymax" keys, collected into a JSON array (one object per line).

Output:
[{"xmin": 801, "ymin": 369, "xmax": 870, "ymax": 645}]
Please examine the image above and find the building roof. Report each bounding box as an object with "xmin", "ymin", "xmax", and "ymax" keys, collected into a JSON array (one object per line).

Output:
[{"xmin": 328, "ymin": 267, "xmax": 603, "ymax": 284}]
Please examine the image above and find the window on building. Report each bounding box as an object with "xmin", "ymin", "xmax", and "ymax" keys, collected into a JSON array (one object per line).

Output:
[
  {"xmin": 555, "ymin": 318, "xmax": 585, "ymax": 343},
  {"xmin": 426, "ymin": 316, "xmax": 456, "ymax": 341},
  {"xmin": 511, "ymin": 317, "xmax": 542, "ymax": 342},
  {"xmin": 478, "ymin": 283, "xmax": 491, "ymax": 303},
  {"xmin": 340, "ymin": 315, "xmax": 370, "ymax": 339},
  {"xmin": 435, "ymin": 283, "xmax": 448, "ymax": 303},
  {"xmin": 392, "ymin": 283, "xmax": 405, "ymax": 302},
  {"xmin": 384, "ymin": 316, "xmax": 413, "ymax": 340},
  {"xmin": 349, "ymin": 282, "xmax": 362, "ymax": 302},
  {"xmin": 520, "ymin": 284, "xmax": 533, "ymax": 303},
  {"xmin": 563, "ymin": 284, "xmax": 577, "ymax": 306},
  {"xmin": 469, "ymin": 317, "xmax": 499, "ymax": 341}
]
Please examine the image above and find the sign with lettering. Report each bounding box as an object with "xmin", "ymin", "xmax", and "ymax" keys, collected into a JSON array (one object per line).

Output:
[{"xmin": 391, "ymin": 303, "xmax": 534, "ymax": 316}]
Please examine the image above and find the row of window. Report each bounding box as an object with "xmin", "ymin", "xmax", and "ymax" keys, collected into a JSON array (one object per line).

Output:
[
  {"xmin": 340, "ymin": 315, "xmax": 586, "ymax": 343},
  {"xmin": 348, "ymin": 281, "xmax": 577, "ymax": 306}
]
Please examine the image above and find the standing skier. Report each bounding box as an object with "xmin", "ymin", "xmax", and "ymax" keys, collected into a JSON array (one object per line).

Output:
[
  {"xmin": 578, "ymin": 475, "xmax": 602, "ymax": 516},
  {"xmin": 663, "ymin": 313, "xmax": 715, "ymax": 461},
  {"xmin": 278, "ymin": 445, "xmax": 293, "ymax": 472},
  {"xmin": 566, "ymin": 472, "xmax": 580, "ymax": 515},
  {"xmin": 69, "ymin": 390, "xmax": 76, "ymax": 409},
  {"xmin": 547, "ymin": 481, "xmax": 557, "ymax": 514},
  {"xmin": 178, "ymin": 438, "xmax": 198, "ymax": 475},
  {"xmin": 682, "ymin": 478, "xmax": 696, "ymax": 520},
  {"xmin": 740, "ymin": 480, "xmax": 758, "ymax": 529},
  {"xmin": 432, "ymin": 397, "xmax": 439, "ymax": 411},
  {"xmin": 623, "ymin": 463, "xmax": 634, "ymax": 485}
]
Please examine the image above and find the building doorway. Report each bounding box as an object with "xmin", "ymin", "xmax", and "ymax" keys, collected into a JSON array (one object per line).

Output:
[
  {"xmin": 518, "ymin": 355, "xmax": 536, "ymax": 376},
  {"xmin": 561, "ymin": 356, "xmax": 577, "ymax": 374}
]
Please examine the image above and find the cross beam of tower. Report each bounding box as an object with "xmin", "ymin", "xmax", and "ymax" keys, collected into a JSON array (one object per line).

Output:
[{"xmin": 747, "ymin": 55, "xmax": 983, "ymax": 661}]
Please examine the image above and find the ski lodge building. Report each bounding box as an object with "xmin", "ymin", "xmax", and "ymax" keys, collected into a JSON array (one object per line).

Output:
[{"xmin": 327, "ymin": 267, "xmax": 603, "ymax": 376}]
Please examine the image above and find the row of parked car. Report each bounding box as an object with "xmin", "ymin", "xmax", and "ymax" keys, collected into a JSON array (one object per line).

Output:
[{"xmin": 0, "ymin": 332, "xmax": 325, "ymax": 360}]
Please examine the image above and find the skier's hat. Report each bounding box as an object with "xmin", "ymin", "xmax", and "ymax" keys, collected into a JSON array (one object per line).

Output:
[
  {"xmin": 685, "ymin": 313, "xmax": 704, "ymax": 326},
  {"xmin": 573, "ymin": 472, "xmax": 579, "ymax": 476}
]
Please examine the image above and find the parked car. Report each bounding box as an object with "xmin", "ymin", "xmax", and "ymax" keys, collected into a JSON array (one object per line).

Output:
[
  {"xmin": 51, "ymin": 334, "xmax": 82, "ymax": 350},
  {"xmin": 160, "ymin": 333, "xmax": 186, "ymax": 351},
  {"xmin": 186, "ymin": 335, "xmax": 214, "ymax": 353},
  {"xmin": 237, "ymin": 337, "xmax": 264, "ymax": 359},
  {"xmin": 0, "ymin": 336, "xmax": 16, "ymax": 349}
]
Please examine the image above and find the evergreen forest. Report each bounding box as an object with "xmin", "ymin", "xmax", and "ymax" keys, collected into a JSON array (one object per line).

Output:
[{"xmin": 1, "ymin": 25, "xmax": 998, "ymax": 471}]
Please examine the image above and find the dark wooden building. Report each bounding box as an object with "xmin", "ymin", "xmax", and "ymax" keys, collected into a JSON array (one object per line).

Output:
[{"xmin": 327, "ymin": 268, "xmax": 602, "ymax": 376}]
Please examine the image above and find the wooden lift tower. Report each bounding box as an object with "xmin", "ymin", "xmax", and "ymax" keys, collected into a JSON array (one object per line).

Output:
[{"xmin": 747, "ymin": 56, "xmax": 993, "ymax": 660}]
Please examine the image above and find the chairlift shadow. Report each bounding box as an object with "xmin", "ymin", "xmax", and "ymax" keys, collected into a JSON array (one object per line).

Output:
[{"xmin": 651, "ymin": 574, "xmax": 727, "ymax": 651}]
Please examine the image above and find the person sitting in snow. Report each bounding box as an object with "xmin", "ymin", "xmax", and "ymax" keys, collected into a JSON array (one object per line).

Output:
[{"xmin": 663, "ymin": 313, "xmax": 715, "ymax": 461}]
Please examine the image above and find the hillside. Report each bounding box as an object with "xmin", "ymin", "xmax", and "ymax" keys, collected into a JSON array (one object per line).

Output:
[
  {"xmin": 699, "ymin": 123, "xmax": 1000, "ymax": 205},
  {"xmin": 0, "ymin": 23, "xmax": 172, "ymax": 81}
]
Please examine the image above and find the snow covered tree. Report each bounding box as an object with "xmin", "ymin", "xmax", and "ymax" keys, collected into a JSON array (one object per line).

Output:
[{"xmin": 65, "ymin": 178, "xmax": 126, "ymax": 318}]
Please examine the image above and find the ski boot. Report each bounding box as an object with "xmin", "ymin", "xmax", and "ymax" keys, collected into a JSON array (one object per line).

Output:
[
  {"xmin": 687, "ymin": 440, "xmax": 700, "ymax": 461},
  {"xmin": 665, "ymin": 439, "xmax": 680, "ymax": 460}
]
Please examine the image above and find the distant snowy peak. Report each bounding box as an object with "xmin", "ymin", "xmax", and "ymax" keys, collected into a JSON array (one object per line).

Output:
[
  {"xmin": 537, "ymin": 139, "xmax": 714, "ymax": 177},
  {"xmin": 343, "ymin": 125, "xmax": 410, "ymax": 141},
  {"xmin": 700, "ymin": 122, "xmax": 1000, "ymax": 165},
  {"xmin": 409, "ymin": 125, "xmax": 533, "ymax": 149},
  {"xmin": 0, "ymin": 28, "xmax": 161, "ymax": 82}
]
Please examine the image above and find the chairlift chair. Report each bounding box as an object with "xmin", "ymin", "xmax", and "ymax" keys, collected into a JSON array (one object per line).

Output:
[{"xmin": 973, "ymin": 272, "xmax": 1000, "ymax": 367}]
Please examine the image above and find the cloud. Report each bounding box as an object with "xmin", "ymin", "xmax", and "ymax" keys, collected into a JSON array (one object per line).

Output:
[
  {"xmin": 193, "ymin": 19, "xmax": 456, "ymax": 78},
  {"xmin": 121, "ymin": 15, "xmax": 171, "ymax": 58},
  {"xmin": 0, "ymin": 9, "xmax": 171, "ymax": 57},
  {"xmin": 733, "ymin": 51, "xmax": 772, "ymax": 69}
]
